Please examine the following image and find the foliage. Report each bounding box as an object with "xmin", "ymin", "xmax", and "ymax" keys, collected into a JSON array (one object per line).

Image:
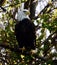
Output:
[{"xmin": 0, "ymin": 0, "xmax": 57, "ymax": 65}]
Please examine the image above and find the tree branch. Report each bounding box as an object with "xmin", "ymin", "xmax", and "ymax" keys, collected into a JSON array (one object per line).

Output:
[
  {"xmin": 42, "ymin": 31, "xmax": 57, "ymax": 56},
  {"xmin": 24, "ymin": 0, "xmax": 30, "ymax": 9},
  {"xmin": 29, "ymin": 0, "xmax": 38, "ymax": 19}
]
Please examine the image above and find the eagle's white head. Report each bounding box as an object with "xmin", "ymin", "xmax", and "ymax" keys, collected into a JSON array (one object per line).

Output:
[{"xmin": 17, "ymin": 9, "xmax": 30, "ymax": 21}]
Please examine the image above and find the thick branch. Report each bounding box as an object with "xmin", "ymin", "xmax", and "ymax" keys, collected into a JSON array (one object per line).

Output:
[
  {"xmin": 29, "ymin": 0, "xmax": 38, "ymax": 20},
  {"xmin": 24, "ymin": 0, "xmax": 30, "ymax": 9}
]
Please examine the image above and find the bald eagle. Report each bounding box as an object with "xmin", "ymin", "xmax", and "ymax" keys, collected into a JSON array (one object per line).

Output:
[{"xmin": 15, "ymin": 10, "xmax": 36, "ymax": 51}]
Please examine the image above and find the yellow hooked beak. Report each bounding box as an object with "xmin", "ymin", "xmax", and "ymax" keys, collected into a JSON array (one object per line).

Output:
[
  {"xmin": 23, "ymin": 9, "xmax": 30, "ymax": 15},
  {"xmin": 25, "ymin": 11, "xmax": 30, "ymax": 15}
]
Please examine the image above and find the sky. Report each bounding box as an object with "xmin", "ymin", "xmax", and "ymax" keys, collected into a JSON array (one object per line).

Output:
[{"xmin": 35, "ymin": 0, "xmax": 49, "ymax": 16}]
